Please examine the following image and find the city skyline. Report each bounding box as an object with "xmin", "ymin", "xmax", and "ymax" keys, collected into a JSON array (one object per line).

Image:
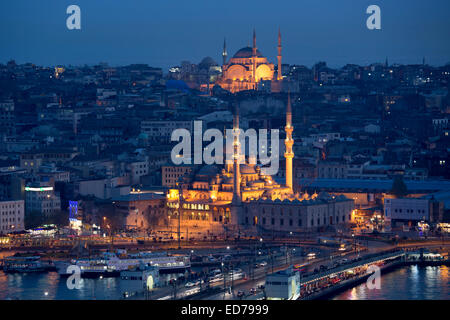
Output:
[
  {"xmin": 1, "ymin": 0, "xmax": 450, "ymax": 69},
  {"xmin": 0, "ymin": 0, "xmax": 449, "ymax": 305}
]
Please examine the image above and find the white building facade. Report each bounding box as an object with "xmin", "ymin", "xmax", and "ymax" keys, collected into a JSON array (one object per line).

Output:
[
  {"xmin": 266, "ymin": 268, "xmax": 300, "ymax": 300},
  {"xmin": 384, "ymin": 198, "xmax": 429, "ymax": 226},
  {"xmin": 0, "ymin": 200, "xmax": 25, "ymax": 234}
]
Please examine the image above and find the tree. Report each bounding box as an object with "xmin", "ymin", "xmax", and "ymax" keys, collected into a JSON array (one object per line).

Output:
[
  {"xmin": 390, "ymin": 175, "xmax": 408, "ymax": 198},
  {"xmin": 47, "ymin": 210, "xmax": 69, "ymax": 227},
  {"xmin": 25, "ymin": 211, "xmax": 45, "ymax": 229}
]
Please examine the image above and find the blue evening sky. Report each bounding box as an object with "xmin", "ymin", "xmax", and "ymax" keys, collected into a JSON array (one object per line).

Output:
[{"xmin": 1, "ymin": 0, "xmax": 449, "ymax": 70}]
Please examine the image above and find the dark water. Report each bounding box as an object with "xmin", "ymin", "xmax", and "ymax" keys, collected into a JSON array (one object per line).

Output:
[
  {"xmin": 333, "ymin": 265, "xmax": 449, "ymax": 300},
  {"xmin": 0, "ymin": 271, "xmax": 184, "ymax": 300},
  {"xmin": 1, "ymin": 265, "xmax": 448, "ymax": 300}
]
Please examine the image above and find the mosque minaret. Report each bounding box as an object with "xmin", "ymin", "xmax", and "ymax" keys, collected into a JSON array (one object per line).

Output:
[
  {"xmin": 284, "ymin": 91, "xmax": 294, "ymax": 191},
  {"xmin": 277, "ymin": 28, "xmax": 283, "ymax": 81},
  {"xmin": 222, "ymin": 38, "xmax": 227, "ymax": 66},
  {"xmin": 164, "ymin": 87, "xmax": 354, "ymax": 236}
]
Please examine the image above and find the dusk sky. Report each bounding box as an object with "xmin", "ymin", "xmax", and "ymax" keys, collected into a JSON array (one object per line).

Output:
[{"xmin": 1, "ymin": 0, "xmax": 449, "ymax": 70}]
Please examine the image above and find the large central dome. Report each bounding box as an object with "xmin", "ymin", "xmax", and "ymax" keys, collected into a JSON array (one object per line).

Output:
[
  {"xmin": 216, "ymin": 29, "xmax": 280, "ymax": 93},
  {"xmin": 232, "ymin": 47, "xmax": 263, "ymax": 59}
]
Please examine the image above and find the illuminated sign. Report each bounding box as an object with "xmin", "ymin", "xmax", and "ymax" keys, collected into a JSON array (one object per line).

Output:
[
  {"xmin": 69, "ymin": 201, "xmax": 78, "ymax": 221},
  {"xmin": 25, "ymin": 186, "xmax": 53, "ymax": 192},
  {"xmin": 69, "ymin": 201, "xmax": 82, "ymax": 231}
]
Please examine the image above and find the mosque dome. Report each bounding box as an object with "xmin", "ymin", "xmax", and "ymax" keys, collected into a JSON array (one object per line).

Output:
[
  {"xmin": 196, "ymin": 165, "xmax": 220, "ymax": 177},
  {"xmin": 199, "ymin": 57, "xmax": 218, "ymax": 69},
  {"xmin": 222, "ymin": 176, "xmax": 233, "ymax": 184},
  {"xmin": 240, "ymin": 164, "xmax": 256, "ymax": 174},
  {"xmin": 232, "ymin": 47, "xmax": 263, "ymax": 59}
]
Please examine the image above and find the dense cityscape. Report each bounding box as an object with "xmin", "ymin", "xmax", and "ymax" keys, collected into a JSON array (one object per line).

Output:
[{"xmin": 0, "ymin": 1, "xmax": 449, "ymax": 305}]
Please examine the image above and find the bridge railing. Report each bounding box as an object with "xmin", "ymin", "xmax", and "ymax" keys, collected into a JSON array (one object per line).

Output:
[{"xmin": 300, "ymin": 250, "xmax": 405, "ymax": 284}]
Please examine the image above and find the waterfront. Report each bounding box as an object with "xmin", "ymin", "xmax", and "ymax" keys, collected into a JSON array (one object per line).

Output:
[
  {"xmin": 0, "ymin": 264, "xmax": 448, "ymax": 300},
  {"xmin": 333, "ymin": 265, "xmax": 449, "ymax": 300},
  {"xmin": 0, "ymin": 271, "xmax": 186, "ymax": 300}
]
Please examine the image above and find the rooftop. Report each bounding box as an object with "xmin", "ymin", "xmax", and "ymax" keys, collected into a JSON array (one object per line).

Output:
[
  {"xmin": 299, "ymin": 178, "xmax": 450, "ymax": 193},
  {"xmin": 113, "ymin": 192, "xmax": 165, "ymax": 202}
]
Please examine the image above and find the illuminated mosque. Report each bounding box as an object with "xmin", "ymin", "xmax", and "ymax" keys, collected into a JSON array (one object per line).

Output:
[
  {"xmin": 216, "ymin": 29, "xmax": 283, "ymax": 93},
  {"xmin": 166, "ymin": 94, "xmax": 354, "ymax": 236}
]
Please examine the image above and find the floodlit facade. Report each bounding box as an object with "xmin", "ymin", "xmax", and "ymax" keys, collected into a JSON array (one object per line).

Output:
[
  {"xmin": 164, "ymin": 95, "xmax": 354, "ymax": 236},
  {"xmin": 216, "ymin": 30, "xmax": 283, "ymax": 93}
]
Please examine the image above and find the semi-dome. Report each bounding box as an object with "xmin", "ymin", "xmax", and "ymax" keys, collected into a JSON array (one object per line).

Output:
[
  {"xmin": 232, "ymin": 47, "xmax": 263, "ymax": 59},
  {"xmin": 196, "ymin": 165, "xmax": 220, "ymax": 177},
  {"xmin": 240, "ymin": 164, "xmax": 256, "ymax": 174}
]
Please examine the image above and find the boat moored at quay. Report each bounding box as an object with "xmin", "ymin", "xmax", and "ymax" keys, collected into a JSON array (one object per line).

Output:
[
  {"xmin": 2, "ymin": 256, "xmax": 56, "ymax": 273},
  {"xmin": 55, "ymin": 251, "xmax": 190, "ymax": 278}
]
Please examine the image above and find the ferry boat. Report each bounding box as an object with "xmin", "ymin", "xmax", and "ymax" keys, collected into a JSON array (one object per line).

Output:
[
  {"xmin": 2, "ymin": 256, "xmax": 55, "ymax": 273},
  {"xmin": 56, "ymin": 252, "xmax": 190, "ymax": 278},
  {"xmin": 55, "ymin": 258, "xmax": 119, "ymax": 278}
]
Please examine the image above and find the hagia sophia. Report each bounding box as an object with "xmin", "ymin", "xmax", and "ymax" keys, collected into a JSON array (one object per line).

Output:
[{"xmin": 165, "ymin": 92, "xmax": 355, "ymax": 237}]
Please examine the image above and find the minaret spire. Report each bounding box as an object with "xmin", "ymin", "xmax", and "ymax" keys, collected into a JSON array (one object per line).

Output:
[
  {"xmin": 222, "ymin": 37, "xmax": 228, "ymax": 65},
  {"xmin": 277, "ymin": 28, "xmax": 282, "ymax": 81},
  {"xmin": 252, "ymin": 29, "xmax": 257, "ymax": 89},
  {"xmin": 232, "ymin": 103, "xmax": 241, "ymax": 204},
  {"xmin": 284, "ymin": 91, "xmax": 294, "ymax": 191}
]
